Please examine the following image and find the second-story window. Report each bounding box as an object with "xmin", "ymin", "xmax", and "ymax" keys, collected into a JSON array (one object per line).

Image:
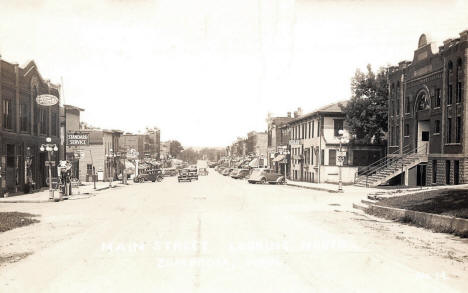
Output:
[
  {"xmin": 435, "ymin": 88, "xmax": 441, "ymax": 108},
  {"xmin": 405, "ymin": 97, "xmax": 410, "ymax": 114},
  {"xmin": 3, "ymin": 99, "xmax": 13, "ymax": 130},
  {"xmin": 40, "ymin": 108, "xmax": 48, "ymax": 135},
  {"xmin": 51, "ymin": 112, "xmax": 58, "ymax": 136},
  {"xmin": 19, "ymin": 103, "xmax": 28, "ymax": 132},
  {"xmin": 334, "ymin": 119, "xmax": 344, "ymax": 137},
  {"xmin": 311, "ymin": 121, "xmax": 314, "ymax": 138}
]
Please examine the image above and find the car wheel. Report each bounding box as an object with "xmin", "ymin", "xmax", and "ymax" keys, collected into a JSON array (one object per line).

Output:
[
  {"xmin": 261, "ymin": 178, "xmax": 266, "ymax": 184},
  {"xmin": 157, "ymin": 176, "xmax": 163, "ymax": 182},
  {"xmin": 279, "ymin": 178, "xmax": 285, "ymax": 185}
]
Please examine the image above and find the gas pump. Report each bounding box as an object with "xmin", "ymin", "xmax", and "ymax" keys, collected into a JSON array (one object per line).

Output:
[{"xmin": 57, "ymin": 161, "xmax": 73, "ymax": 197}]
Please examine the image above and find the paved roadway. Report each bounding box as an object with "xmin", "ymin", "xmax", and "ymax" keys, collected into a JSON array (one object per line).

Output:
[{"xmin": 0, "ymin": 171, "xmax": 467, "ymax": 292}]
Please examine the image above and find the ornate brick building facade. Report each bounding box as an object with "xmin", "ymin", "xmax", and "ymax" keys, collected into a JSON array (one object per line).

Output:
[
  {"xmin": 0, "ymin": 57, "xmax": 60, "ymax": 194},
  {"xmin": 388, "ymin": 30, "xmax": 468, "ymax": 186}
]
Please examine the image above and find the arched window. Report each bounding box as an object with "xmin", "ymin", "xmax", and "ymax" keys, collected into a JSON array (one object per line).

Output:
[
  {"xmin": 456, "ymin": 58, "xmax": 463, "ymax": 103},
  {"xmin": 417, "ymin": 92, "xmax": 430, "ymax": 111},
  {"xmin": 447, "ymin": 61, "xmax": 454, "ymax": 105}
]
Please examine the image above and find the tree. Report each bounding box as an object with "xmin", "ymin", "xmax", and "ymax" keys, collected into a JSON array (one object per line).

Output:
[
  {"xmin": 340, "ymin": 64, "xmax": 388, "ymax": 144},
  {"xmin": 169, "ymin": 140, "xmax": 184, "ymax": 157},
  {"xmin": 177, "ymin": 148, "xmax": 198, "ymax": 164}
]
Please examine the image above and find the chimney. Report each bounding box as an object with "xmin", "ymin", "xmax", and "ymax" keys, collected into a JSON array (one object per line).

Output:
[
  {"xmin": 297, "ymin": 107, "xmax": 303, "ymax": 116},
  {"xmin": 287, "ymin": 112, "xmax": 291, "ymax": 118}
]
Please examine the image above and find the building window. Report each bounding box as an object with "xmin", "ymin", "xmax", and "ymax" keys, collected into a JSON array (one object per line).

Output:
[
  {"xmin": 3, "ymin": 99, "xmax": 13, "ymax": 130},
  {"xmin": 405, "ymin": 97, "xmax": 410, "ymax": 114},
  {"xmin": 51, "ymin": 112, "xmax": 58, "ymax": 136},
  {"xmin": 404, "ymin": 124, "xmax": 410, "ymax": 136},
  {"xmin": 435, "ymin": 88, "xmax": 441, "ymax": 108},
  {"xmin": 396, "ymin": 126, "xmax": 400, "ymax": 145},
  {"xmin": 19, "ymin": 103, "xmax": 28, "ymax": 132},
  {"xmin": 456, "ymin": 82, "xmax": 462, "ymax": 104},
  {"xmin": 456, "ymin": 116, "xmax": 461, "ymax": 143},
  {"xmin": 310, "ymin": 148, "xmax": 314, "ymax": 165},
  {"xmin": 447, "ymin": 117, "xmax": 452, "ymax": 143},
  {"xmin": 311, "ymin": 121, "xmax": 314, "ymax": 138},
  {"xmin": 434, "ymin": 120, "xmax": 440, "ymax": 134},
  {"xmin": 390, "ymin": 100, "xmax": 394, "ymax": 116},
  {"xmin": 334, "ymin": 119, "xmax": 344, "ymax": 137},
  {"xmin": 396, "ymin": 98, "xmax": 400, "ymax": 115},
  {"xmin": 448, "ymin": 85, "xmax": 453, "ymax": 105},
  {"xmin": 329, "ymin": 149, "xmax": 336, "ymax": 166},
  {"xmin": 40, "ymin": 109, "xmax": 47, "ymax": 134},
  {"xmin": 417, "ymin": 92, "xmax": 430, "ymax": 110},
  {"xmin": 321, "ymin": 149, "xmax": 324, "ymax": 165},
  {"xmin": 456, "ymin": 59, "xmax": 462, "ymax": 104},
  {"xmin": 432, "ymin": 160, "xmax": 437, "ymax": 184}
]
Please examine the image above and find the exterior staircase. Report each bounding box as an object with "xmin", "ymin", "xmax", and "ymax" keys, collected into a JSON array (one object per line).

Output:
[{"xmin": 354, "ymin": 144, "xmax": 428, "ymax": 187}]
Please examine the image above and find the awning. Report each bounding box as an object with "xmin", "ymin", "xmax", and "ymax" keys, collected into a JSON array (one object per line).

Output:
[
  {"xmin": 248, "ymin": 158, "xmax": 259, "ymax": 168},
  {"xmin": 273, "ymin": 154, "xmax": 286, "ymax": 162}
]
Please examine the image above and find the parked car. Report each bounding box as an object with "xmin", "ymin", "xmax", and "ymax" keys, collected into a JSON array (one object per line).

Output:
[
  {"xmin": 134, "ymin": 169, "xmax": 163, "ymax": 183},
  {"xmin": 199, "ymin": 168, "xmax": 209, "ymax": 176},
  {"xmin": 222, "ymin": 168, "xmax": 234, "ymax": 176},
  {"xmin": 187, "ymin": 167, "xmax": 198, "ymax": 180},
  {"xmin": 208, "ymin": 162, "xmax": 217, "ymax": 168},
  {"xmin": 248, "ymin": 169, "xmax": 285, "ymax": 184},
  {"xmin": 162, "ymin": 168, "xmax": 177, "ymax": 177},
  {"xmin": 178, "ymin": 169, "xmax": 192, "ymax": 182},
  {"xmin": 231, "ymin": 168, "xmax": 250, "ymax": 179}
]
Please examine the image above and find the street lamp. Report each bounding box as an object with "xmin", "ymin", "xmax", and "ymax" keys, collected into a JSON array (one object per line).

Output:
[
  {"xmin": 40, "ymin": 137, "xmax": 59, "ymax": 200},
  {"xmin": 337, "ymin": 129, "xmax": 348, "ymax": 193},
  {"xmin": 106, "ymin": 148, "xmax": 117, "ymax": 187}
]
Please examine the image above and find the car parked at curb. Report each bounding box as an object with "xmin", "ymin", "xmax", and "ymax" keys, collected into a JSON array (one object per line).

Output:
[
  {"xmin": 247, "ymin": 169, "xmax": 285, "ymax": 184},
  {"xmin": 231, "ymin": 168, "xmax": 250, "ymax": 179},
  {"xmin": 222, "ymin": 168, "xmax": 234, "ymax": 176}
]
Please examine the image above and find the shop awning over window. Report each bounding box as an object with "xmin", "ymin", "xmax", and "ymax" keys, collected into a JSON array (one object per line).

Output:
[
  {"xmin": 273, "ymin": 154, "xmax": 286, "ymax": 162},
  {"xmin": 248, "ymin": 158, "xmax": 259, "ymax": 168}
]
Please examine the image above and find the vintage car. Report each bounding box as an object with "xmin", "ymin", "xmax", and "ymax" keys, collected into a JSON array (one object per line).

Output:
[
  {"xmin": 222, "ymin": 168, "xmax": 234, "ymax": 176},
  {"xmin": 198, "ymin": 168, "xmax": 209, "ymax": 176},
  {"xmin": 231, "ymin": 168, "xmax": 250, "ymax": 179},
  {"xmin": 133, "ymin": 169, "xmax": 163, "ymax": 183},
  {"xmin": 178, "ymin": 168, "xmax": 198, "ymax": 182},
  {"xmin": 247, "ymin": 168, "xmax": 285, "ymax": 184},
  {"xmin": 162, "ymin": 168, "xmax": 177, "ymax": 177}
]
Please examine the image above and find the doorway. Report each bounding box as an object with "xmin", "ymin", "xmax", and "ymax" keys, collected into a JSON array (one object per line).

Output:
[
  {"xmin": 417, "ymin": 164, "xmax": 427, "ymax": 186},
  {"xmin": 446, "ymin": 160, "xmax": 451, "ymax": 185},
  {"xmin": 416, "ymin": 120, "xmax": 430, "ymax": 153},
  {"xmin": 454, "ymin": 160, "xmax": 459, "ymax": 185}
]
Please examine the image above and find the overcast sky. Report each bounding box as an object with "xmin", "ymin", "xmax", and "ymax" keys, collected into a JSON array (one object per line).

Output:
[{"xmin": 1, "ymin": 0, "xmax": 468, "ymax": 147}]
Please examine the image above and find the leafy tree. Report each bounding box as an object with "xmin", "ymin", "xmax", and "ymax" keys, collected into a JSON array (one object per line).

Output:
[
  {"xmin": 177, "ymin": 148, "xmax": 198, "ymax": 164},
  {"xmin": 340, "ymin": 64, "xmax": 388, "ymax": 144},
  {"xmin": 169, "ymin": 140, "xmax": 184, "ymax": 157}
]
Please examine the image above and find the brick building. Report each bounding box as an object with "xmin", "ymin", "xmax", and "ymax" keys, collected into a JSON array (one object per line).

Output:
[
  {"xmin": 387, "ymin": 30, "xmax": 468, "ymax": 186},
  {"xmin": 0, "ymin": 57, "xmax": 60, "ymax": 194},
  {"xmin": 266, "ymin": 113, "xmax": 293, "ymax": 173}
]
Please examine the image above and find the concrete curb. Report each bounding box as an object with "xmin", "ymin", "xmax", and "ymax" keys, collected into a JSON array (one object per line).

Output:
[
  {"xmin": 0, "ymin": 184, "xmax": 126, "ymax": 204},
  {"xmin": 355, "ymin": 202, "xmax": 468, "ymax": 237},
  {"xmin": 285, "ymin": 183, "xmax": 340, "ymax": 193}
]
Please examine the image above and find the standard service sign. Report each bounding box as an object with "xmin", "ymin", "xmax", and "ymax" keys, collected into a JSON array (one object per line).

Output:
[
  {"xmin": 67, "ymin": 132, "xmax": 89, "ymax": 146},
  {"xmin": 36, "ymin": 94, "xmax": 59, "ymax": 106}
]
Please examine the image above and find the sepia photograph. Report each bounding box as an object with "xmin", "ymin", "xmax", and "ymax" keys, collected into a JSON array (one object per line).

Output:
[{"xmin": 1, "ymin": 0, "xmax": 468, "ymax": 292}]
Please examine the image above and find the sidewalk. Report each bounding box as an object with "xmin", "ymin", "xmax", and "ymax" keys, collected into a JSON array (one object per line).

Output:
[
  {"xmin": 0, "ymin": 180, "xmax": 130, "ymax": 203},
  {"xmin": 285, "ymin": 180, "xmax": 369, "ymax": 194}
]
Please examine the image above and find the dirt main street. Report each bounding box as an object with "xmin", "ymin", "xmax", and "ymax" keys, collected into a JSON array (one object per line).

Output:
[{"xmin": 0, "ymin": 172, "xmax": 467, "ymax": 292}]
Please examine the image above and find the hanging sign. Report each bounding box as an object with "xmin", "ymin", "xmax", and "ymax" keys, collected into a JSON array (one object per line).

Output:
[{"xmin": 36, "ymin": 94, "xmax": 59, "ymax": 106}]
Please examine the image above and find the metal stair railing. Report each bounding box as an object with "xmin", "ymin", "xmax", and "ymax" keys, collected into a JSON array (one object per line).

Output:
[
  {"xmin": 355, "ymin": 144, "xmax": 427, "ymax": 187},
  {"xmin": 357, "ymin": 144, "xmax": 411, "ymax": 177}
]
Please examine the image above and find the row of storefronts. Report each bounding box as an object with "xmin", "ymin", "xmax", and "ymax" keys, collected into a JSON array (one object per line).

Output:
[{"xmin": 0, "ymin": 58, "xmax": 61, "ymax": 195}]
